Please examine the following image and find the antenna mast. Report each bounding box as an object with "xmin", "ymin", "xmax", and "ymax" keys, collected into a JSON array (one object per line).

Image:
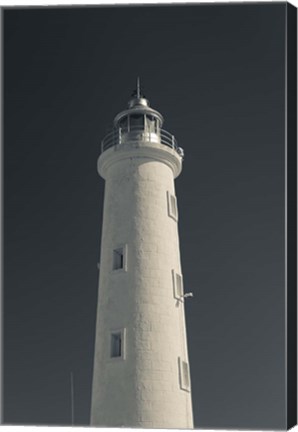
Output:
[
  {"xmin": 137, "ymin": 77, "xmax": 141, "ymax": 98},
  {"xmin": 70, "ymin": 371, "xmax": 75, "ymax": 425}
]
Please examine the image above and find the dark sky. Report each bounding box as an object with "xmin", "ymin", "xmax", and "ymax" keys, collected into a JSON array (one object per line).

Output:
[{"xmin": 3, "ymin": 3, "xmax": 287, "ymax": 429}]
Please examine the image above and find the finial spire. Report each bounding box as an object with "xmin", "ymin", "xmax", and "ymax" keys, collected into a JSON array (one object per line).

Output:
[
  {"xmin": 137, "ymin": 77, "xmax": 141, "ymax": 99},
  {"xmin": 128, "ymin": 78, "xmax": 150, "ymax": 108}
]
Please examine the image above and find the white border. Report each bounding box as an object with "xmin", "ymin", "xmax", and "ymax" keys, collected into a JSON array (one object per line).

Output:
[
  {"xmin": 0, "ymin": 1, "xmax": 296, "ymax": 432},
  {"xmin": 0, "ymin": 0, "xmax": 297, "ymax": 5}
]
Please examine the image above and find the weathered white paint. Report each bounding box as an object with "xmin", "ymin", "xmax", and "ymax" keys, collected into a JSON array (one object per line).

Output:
[{"xmin": 90, "ymin": 123, "xmax": 193, "ymax": 429}]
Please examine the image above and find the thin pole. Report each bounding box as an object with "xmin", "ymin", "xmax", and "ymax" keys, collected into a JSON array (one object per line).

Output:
[
  {"xmin": 70, "ymin": 371, "xmax": 74, "ymax": 425},
  {"xmin": 137, "ymin": 77, "xmax": 140, "ymax": 98}
]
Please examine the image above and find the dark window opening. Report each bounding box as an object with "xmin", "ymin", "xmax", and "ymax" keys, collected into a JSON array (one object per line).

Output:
[
  {"xmin": 119, "ymin": 117, "xmax": 128, "ymax": 130},
  {"xmin": 130, "ymin": 114, "xmax": 144, "ymax": 129},
  {"xmin": 113, "ymin": 248, "xmax": 124, "ymax": 270},
  {"xmin": 111, "ymin": 332, "xmax": 122, "ymax": 358}
]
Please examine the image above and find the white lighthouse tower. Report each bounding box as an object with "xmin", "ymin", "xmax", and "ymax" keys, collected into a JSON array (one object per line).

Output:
[{"xmin": 90, "ymin": 80, "xmax": 194, "ymax": 429}]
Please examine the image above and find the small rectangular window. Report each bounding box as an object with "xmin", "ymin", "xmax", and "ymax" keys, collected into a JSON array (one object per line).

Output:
[
  {"xmin": 130, "ymin": 114, "xmax": 144, "ymax": 129},
  {"xmin": 112, "ymin": 245, "xmax": 127, "ymax": 271},
  {"xmin": 167, "ymin": 191, "xmax": 178, "ymax": 221},
  {"xmin": 113, "ymin": 248, "xmax": 124, "ymax": 270},
  {"xmin": 111, "ymin": 332, "xmax": 122, "ymax": 358},
  {"xmin": 172, "ymin": 269, "xmax": 184, "ymax": 299},
  {"xmin": 176, "ymin": 274, "xmax": 183, "ymax": 297},
  {"xmin": 110, "ymin": 329, "xmax": 126, "ymax": 360},
  {"xmin": 146, "ymin": 115, "xmax": 157, "ymax": 134},
  {"xmin": 182, "ymin": 361, "xmax": 190, "ymax": 388},
  {"xmin": 170, "ymin": 195, "xmax": 177, "ymax": 217},
  {"xmin": 178, "ymin": 357, "xmax": 191, "ymax": 392}
]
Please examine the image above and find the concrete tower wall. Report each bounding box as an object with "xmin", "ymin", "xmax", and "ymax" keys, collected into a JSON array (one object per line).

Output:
[{"xmin": 91, "ymin": 142, "xmax": 193, "ymax": 428}]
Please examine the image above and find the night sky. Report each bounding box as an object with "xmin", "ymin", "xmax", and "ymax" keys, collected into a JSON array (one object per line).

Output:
[{"xmin": 4, "ymin": 3, "xmax": 287, "ymax": 429}]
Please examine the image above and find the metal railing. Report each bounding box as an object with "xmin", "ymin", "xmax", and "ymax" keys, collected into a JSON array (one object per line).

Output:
[{"xmin": 101, "ymin": 125, "xmax": 179, "ymax": 153}]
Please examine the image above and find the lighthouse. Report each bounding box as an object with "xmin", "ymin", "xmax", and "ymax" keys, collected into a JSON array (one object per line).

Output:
[{"xmin": 90, "ymin": 80, "xmax": 194, "ymax": 429}]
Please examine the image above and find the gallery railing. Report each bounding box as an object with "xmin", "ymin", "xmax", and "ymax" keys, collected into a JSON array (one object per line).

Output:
[{"xmin": 101, "ymin": 125, "xmax": 180, "ymax": 154}]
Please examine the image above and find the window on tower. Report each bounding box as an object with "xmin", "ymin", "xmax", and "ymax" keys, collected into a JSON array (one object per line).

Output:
[
  {"xmin": 167, "ymin": 191, "xmax": 178, "ymax": 221},
  {"xmin": 112, "ymin": 244, "xmax": 128, "ymax": 272},
  {"xmin": 130, "ymin": 114, "xmax": 144, "ymax": 129},
  {"xmin": 119, "ymin": 117, "xmax": 128, "ymax": 131},
  {"xmin": 146, "ymin": 115, "xmax": 157, "ymax": 134},
  {"xmin": 111, "ymin": 332, "xmax": 122, "ymax": 357},
  {"xmin": 182, "ymin": 361, "xmax": 190, "ymax": 388},
  {"xmin": 172, "ymin": 270, "xmax": 184, "ymax": 300},
  {"xmin": 178, "ymin": 357, "xmax": 191, "ymax": 392},
  {"xmin": 110, "ymin": 329, "xmax": 126, "ymax": 359},
  {"xmin": 113, "ymin": 248, "xmax": 123, "ymax": 269}
]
